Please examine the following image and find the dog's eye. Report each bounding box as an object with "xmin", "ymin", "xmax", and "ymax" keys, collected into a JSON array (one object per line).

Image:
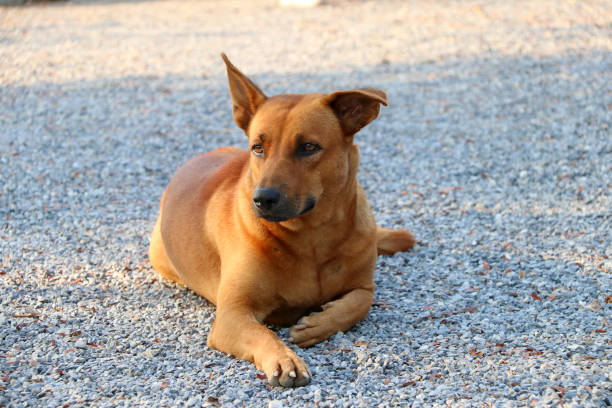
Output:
[
  {"xmin": 251, "ymin": 144, "xmax": 264, "ymax": 156},
  {"xmin": 297, "ymin": 143, "xmax": 321, "ymax": 156}
]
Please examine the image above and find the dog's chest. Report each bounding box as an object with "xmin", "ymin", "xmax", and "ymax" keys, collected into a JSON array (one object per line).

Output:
[
  {"xmin": 284, "ymin": 257, "xmax": 349, "ymax": 306},
  {"xmin": 265, "ymin": 258, "xmax": 348, "ymax": 325},
  {"xmin": 317, "ymin": 258, "xmax": 349, "ymax": 296}
]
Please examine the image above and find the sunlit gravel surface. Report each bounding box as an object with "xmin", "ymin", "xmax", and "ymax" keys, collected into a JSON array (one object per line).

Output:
[{"xmin": 1, "ymin": 0, "xmax": 611, "ymax": 406}]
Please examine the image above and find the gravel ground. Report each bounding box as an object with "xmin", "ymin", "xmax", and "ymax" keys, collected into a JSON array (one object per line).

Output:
[{"xmin": 1, "ymin": 0, "xmax": 611, "ymax": 406}]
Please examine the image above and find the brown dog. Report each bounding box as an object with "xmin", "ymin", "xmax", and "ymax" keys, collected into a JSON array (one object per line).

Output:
[{"xmin": 148, "ymin": 54, "xmax": 415, "ymax": 387}]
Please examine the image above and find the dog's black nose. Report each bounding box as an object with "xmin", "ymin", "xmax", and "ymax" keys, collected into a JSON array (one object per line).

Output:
[{"xmin": 253, "ymin": 188, "xmax": 281, "ymax": 211}]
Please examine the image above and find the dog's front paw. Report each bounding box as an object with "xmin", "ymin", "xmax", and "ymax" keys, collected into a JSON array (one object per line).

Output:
[
  {"xmin": 288, "ymin": 311, "xmax": 338, "ymax": 348},
  {"xmin": 262, "ymin": 348, "xmax": 311, "ymax": 387}
]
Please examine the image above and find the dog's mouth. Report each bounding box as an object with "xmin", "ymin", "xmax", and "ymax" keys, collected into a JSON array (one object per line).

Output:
[
  {"xmin": 255, "ymin": 196, "xmax": 317, "ymax": 223},
  {"xmin": 298, "ymin": 197, "xmax": 316, "ymax": 216},
  {"xmin": 261, "ymin": 215, "xmax": 291, "ymax": 222}
]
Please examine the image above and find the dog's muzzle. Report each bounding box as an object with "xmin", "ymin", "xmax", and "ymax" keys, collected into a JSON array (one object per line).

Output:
[{"xmin": 252, "ymin": 188, "xmax": 316, "ymax": 222}]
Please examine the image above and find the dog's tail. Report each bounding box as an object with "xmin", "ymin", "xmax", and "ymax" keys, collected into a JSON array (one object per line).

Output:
[{"xmin": 376, "ymin": 227, "xmax": 416, "ymax": 255}]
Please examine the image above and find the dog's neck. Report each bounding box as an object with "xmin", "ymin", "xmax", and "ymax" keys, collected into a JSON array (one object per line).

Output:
[{"xmin": 258, "ymin": 178, "xmax": 360, "ymax": 266}]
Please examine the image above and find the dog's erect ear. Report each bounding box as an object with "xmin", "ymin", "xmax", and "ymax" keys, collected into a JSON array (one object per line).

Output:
[
  {"xmin": 325, "ymin": 88, "xmax": 388, "ymax": 136},
  {"xmin": 221, "ymin": 53, "xmax": 267, "ymax": 132}
]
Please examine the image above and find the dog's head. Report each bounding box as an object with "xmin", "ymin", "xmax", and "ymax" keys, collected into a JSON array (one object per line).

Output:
[{"xmin": 222, "ymin": 54, "xmax": 387, "ymax": 223}]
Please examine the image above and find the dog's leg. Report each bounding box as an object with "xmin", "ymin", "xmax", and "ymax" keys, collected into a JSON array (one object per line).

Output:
[
  {"xmin": 288, "ymin": 287, "xmax": 374, "ymax": 348},
  {"xmin": 149, "ymin": 214, "xmax": 184, "ymax": 285},
  {"xmin": 208, "ymin": 303, "xmax": 311, "ymax": 387}
]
